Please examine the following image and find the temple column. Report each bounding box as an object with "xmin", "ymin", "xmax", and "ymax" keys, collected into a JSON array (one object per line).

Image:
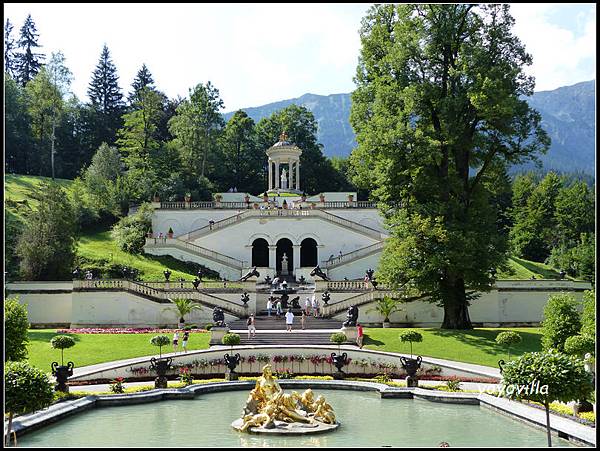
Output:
[
  {"xmin": 293, "ymin": 245, "xmax": 301, "ymax": 272},
  {"xmin": 268, "ymin": 159, "xmax": 272, "ymax": 190},
  {"xmin": 275, "ymin": 162, "xmax": 280, "ymax": 190},
  {"xmin": 295, "ymin": 159, "xmax": 300, "ymax": 191},
  {"xmin": 268, "ymin": 245, "xmax": 277, "ymax": 269}
]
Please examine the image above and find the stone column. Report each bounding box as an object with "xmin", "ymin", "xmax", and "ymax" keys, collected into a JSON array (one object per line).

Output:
[
  {"xmin": 268, "ymin": 245, "xmax": 277, "ymax": 269},
  {"xmin": 268, "ymin": 159, "xmax": 272, "ymax": 190},
  {"xmin": 295, "ymin": 158, "xmax": 300, "ymax": 191},
  {"xmin": 293, "ymin": 244, "xmax": 301, "ymax": 272},
  {"xmin": 275, "ymin": 162, "xmax": 280, "ymax": 190}
]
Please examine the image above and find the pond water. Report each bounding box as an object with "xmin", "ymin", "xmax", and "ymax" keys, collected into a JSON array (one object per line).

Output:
[{"xmin": 18, "ymin": 389, "xmax": 573, "ymax": 447}]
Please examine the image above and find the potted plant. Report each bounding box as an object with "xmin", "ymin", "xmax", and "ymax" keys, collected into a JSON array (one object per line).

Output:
[
  {"xmin": 330, "ymin": 332, "xmax": 349, "ymax": 379},
  {"xmin": 367, "ymin": 296, "xmax": 402, "ymax": 328},
  {"xmin": 215, "ymin": 193, "xmax": 223, "ymax": 202},
  {"xmin": 167, "ymin": 227, "xmax": 174, "ymax": 238},
  {"xmin": 222, "ymin": 333, "xmax": 241, "ymax": 380},
  {"xmin": 166, "ymin": 298, "xmax": 203, "ymax": 328},
  {"xmin": 50, "ymin": 335, "xmax": 76, "ymax": 393},
  {"xmin": 150, "ymin": 335, "xmax": 172, "ymax": 388},
  {"xmin": 319, "ymin": 193, "xmax": 325, "ymax": 203},
  {"xmin": 398, "ymin": 330, "xmax": 423, "ymax": 387},
  {"xmin": 184, "ymin": 192, "xmax": 192, "ymax": 202}
]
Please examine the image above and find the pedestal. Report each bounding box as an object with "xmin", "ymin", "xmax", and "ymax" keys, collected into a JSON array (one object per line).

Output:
[
  {"xmin": 210, "ymin": 326, "xmax": 230, "ymax": 345},
  {"xmin": 341, "ymin": 326, "xmax": 357, "ymax": 342}
]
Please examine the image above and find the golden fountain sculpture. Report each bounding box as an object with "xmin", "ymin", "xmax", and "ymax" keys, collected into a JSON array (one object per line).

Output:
[{"xmin": 231, "ymin": 364, "xmax": 339, "ymax": 434}]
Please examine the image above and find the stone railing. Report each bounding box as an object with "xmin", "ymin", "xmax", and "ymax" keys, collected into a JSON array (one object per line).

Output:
[
  {"xmin": 144, "ymin": 237, "xmax": 247, "ymax": 269},
  {"xmin": 179, "ymin": 210, "xmax": 253, "ymax": 241},
  {"xmin": 323, "ymin": 242, "xmax": 385, "ymax": 269},
  {"xmin": 321, "ymin": 289, "xmax": 396, "ymax": 317},
  {"xmin": 321, "ymin": 201, "xmax": 377, "ymax": 208},
  {"xmin": 73, "ymin": 279, "xmax": 247, "ymax": 317},
  {"xmin": 156, "ymin": 200, "xmax": 378, "ymax": 210},
  {"xmin": 315, "ymin": 210, "xmax": 387, "ymax": 240}
]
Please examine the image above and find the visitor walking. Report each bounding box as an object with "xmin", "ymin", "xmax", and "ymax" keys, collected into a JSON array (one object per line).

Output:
[
  {"xmin": 356, "ymin": 323, "xmax": 364, "ymax": 349},
  {"xmin": 182, "ymin": 330, "xmax": 190, "ymax": 353},
  {"xmin": 285, "ymin": 308, "xmax": 294, "ymax": 332},
  {"xmin": 173, "ymin": 331, "xmax": 180, "ymax": 353},
  {"xmin": 276, "ymin": 299, "xmax": 283, "ymax": 318},
  {"xmin": 312, "ymin": 296, "xmax": 320, "ymax": 318},
  {"xmin": 247, "ymin": 314, "xmax": 256, "ymax": 339},
  {"xmin": 304, "ymin": 297, "xmax": 311, "ymax": 316},
  {"xmin": 266, "ymin": 297, "xmax": 273, "ymax": 317}
]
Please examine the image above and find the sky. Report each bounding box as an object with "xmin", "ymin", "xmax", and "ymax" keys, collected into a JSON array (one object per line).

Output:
[{"xmin": 4, "ymin": 3, "xmax": 596, "ymax": 112}]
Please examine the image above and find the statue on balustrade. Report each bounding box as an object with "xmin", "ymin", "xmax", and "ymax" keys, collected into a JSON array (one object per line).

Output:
[
  {"xmin": 290, "ymin": 296, "xmax": 301, "ymax": 309},
  {"xmin": 310, "ymin": 265, "xmax": 330, "ymax": 281},
  {"xmin": 213, "ymin": 307, "xmax": 226, "ymax": 327},
  {"xmin": 240, "ymin": 266, "xmax": 260, "ymax": 282},
  {"xmin": 343, "ymin": 305, "xmax": 359, "ymax": 327}
]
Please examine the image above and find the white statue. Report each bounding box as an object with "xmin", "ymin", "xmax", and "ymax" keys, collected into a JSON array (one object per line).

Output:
[
  {"xmin": 281, "ymin": 253, "xmax": 289, "ymax": 275},
  {"xmin": 281, "ymin": 168, "xmax": 288, "ymax": 190}
]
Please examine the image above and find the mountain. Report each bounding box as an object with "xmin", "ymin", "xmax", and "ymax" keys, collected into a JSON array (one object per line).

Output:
[{"xmin": 224, "ymin": 80, "xmax": 595, "ymax": 175}]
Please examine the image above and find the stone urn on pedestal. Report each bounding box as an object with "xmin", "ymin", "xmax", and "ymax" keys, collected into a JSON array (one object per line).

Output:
[
  {"xmin": 50, "ymin": 335, "xmax": 76, "ymax": 393},
  {"xmin": 398, "ymin": 330, "xmax": 424, "ymax": 387},
  {"xmin": 222, "ymin": 333, "xmax": 242, "ymax": 381},
  {"xmin": 150, "ymin": 335, "xmax": 172, "ymax": 388},
  {"xmin": 330, "ymin": 333, "xmax": 349, "ymax": 379}
]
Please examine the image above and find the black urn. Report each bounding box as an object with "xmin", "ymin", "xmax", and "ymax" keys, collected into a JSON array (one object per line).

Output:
[
  {"xmin": 400, "ymin": 356, "xmax": 422, "ymax": 387},
  {"xmin": 224, "ymin": 353, "xmax": 241, "ymax": 381},
  {"xmin": 331, "ymin": 352, "xmax": 349, "ymax": 379},
  {"xmin": 51, "ymin": 361, "xmax": 74, "ymax": 393},
  {"xmin": 150, "ymin": 357, "xmax": 173, "ymax": 388}
]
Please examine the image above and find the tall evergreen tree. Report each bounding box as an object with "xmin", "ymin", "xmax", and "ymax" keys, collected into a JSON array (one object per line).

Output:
[
  {"xmin": 128, "ymin": 63, "xmax": 155, "ymax": 105},
  {"xmin": 87, "ymin": 44, "xmax": 124, "ymax": 148},
  {"xmin": 350, "ymin": 4, "xmax": 549, "ymax": 329},
  {"xmin": 15, "ymin": 14, "xmax": 44, "ymax": 86},
  {"xmin": 4, "ymin": 18, "xmax": 17, "ymax": 77},
  {"xmin": 5, "ymin": 75, "xmax": 34, "ymax": 174}
]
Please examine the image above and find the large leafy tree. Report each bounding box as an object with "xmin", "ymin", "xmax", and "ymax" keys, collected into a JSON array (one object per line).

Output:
[
  {"xmin": 14, "ymin": 14, "xmax": 44, "ymax": 86},
  {"xmin": 87, "ymin": 44, "xmax": 125, "ymax": 148},
  {"xmin": 350, "ymin": 4, "xmax": 549, "ymax": 328},
  {"xmin": 168, "ymin": 81, "xmax": 225, "ymax": 179},
  {"xmin": 216, "ymin": 110, "xmax": 265, "ymax": 193},
  {"xmin": 15, "ymin": 182, "xmax": 76, "ymax": 280}
]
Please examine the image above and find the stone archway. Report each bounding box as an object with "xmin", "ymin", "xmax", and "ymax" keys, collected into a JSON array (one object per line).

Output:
[
  {"xmin": 251, "ymin": 238, "xmax": 269, "ymax": 267},
  {"xmin": 276, "ymin": 238, "xmax": 293, "ymax": 275},
  {"xmin": 300, "ymin": 238, "xmax": 318, "ymax": 267}
]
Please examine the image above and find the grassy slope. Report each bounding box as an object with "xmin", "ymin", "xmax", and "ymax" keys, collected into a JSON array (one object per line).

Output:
[
  {"xmin": 5, "ymin": 174, "xmax": 574, "ymax": 281},
  {"xmin": 27, "ymin": 330, "xmax": 211, "ymax": 370},
  {"xmin": 363, "ymin": 327, "xmax": 543, "ymax": 368}
]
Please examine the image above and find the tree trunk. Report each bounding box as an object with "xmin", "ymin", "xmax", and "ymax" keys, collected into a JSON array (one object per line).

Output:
[
  {"xmin": 440, "ymin": 277, "xmax": 473, "ymax": 329},
  {"xmin": 545, "ymin": 400, "xmax": 552, "ymax": 447}
]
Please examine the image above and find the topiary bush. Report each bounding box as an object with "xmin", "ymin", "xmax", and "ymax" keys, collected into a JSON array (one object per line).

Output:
[
  {"xmin": 5, "ymin": 361, "xmax": 54, "ymax": 446},
  {"xmin": 222, "ymin": 333, "xmax": 241, "ymax": 347},
  {"xmin": 330, "ymin": 332, "xmax": 347, "ymax": 345},
  {"xmin": 564, "ymin": 335, "xmax": 595, "ymax": 357},
  {"xmin": 501, "ymin": 351, "xmax": 593, "ymax": 446},
  {"xmin": 398, "ymin": 330, "xmax": 423, "ymax": 358},
  {"xmin": 5, "ymin": 297, "xmax": 29, "ymax": 362},
  {"xmin": 150, "ymin": 334, "xmax": 171, "ymax": 357},
  {"xmin": 495, "ymin": 331, "xmax": 522, "ymax": 360},
  {"xmin": 50, "ymin": 335, "xmax": 76, "ymax": 366},
  {"xmin": 541, "ymin": 293, "xmax": 581, "ymax": 352}
]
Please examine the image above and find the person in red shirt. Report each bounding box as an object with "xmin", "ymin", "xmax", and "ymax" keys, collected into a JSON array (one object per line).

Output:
[{"xmin": 356, "ymin": 323, "xmax": 364, "ymax": 348}]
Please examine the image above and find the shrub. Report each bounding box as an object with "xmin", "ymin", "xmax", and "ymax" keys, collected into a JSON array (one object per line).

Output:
[
  {"xmin": 541, "ymin": 293, "xmax": 581, "ymax": 352},
  {"xmin": 5, "ymin": 297, "xmax": 29, "ymax": 362},
  {"xmin": 445, "ymin": 379, "xmax": 461, "ymax": 391},
  {"xmin": 111, "ymin": 203, "xmax": 153, "ymax": 254},
  {"xmin": 50, "ymin": 335, "xmax": 76, "ymax": 366},
  {"xmin": 179, "ymin": 367, "xmax": 193, "ymax": 385},
  {"xmin": 398, "ymin": 330, "xmax": 423, "ymax": 358},
  {"xmin": 581, "ymin": 290, "xmax": 595, "ymax": 338},
  {"xmin": 5, "ymin": 361, "xmax": 54, "ymax": 446},
  {"xmin": 150, "ymin": 335, "xmax": 171, "ymax": 357},
  {"xmin": 501, "ymin": 351, "xmax": 593, "ymax": 446},
  {"xmin": 330, "ymin": 332, "xmax": 347, "ymax": 347},
  {"xmin": 495, "ymin": 331, "xmax": 522, "ymax": 360},
  {"xmin": 205, "ymin": 323, "xmax": 214, "ymax": 331},
  {"xmin": 222, "ymin": 333, "xmax": 241, "ymax": 347},
  {"xmin": 564, "ymin": 335, "xmax": 595, "ymax": 357}
]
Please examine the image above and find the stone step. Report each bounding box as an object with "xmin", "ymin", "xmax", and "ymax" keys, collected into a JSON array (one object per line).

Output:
[
  {"xmin": 220, "ymin": 332, "xmax": 354, "ymax": 346},
  {"xmin": 228, "ymin": 317, "xmax": 341, "ymax": 330}
]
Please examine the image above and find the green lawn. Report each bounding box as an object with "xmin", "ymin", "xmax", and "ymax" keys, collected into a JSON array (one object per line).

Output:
[
  {"xmin": 497, "ymin": 257, "xmax": 574, "ymax": 280},
  {"xmin": 363, "ymin": 327, "xmax": 543, "ymax": 368},
  {"xmin": 77, "ymin": 229, "xmax": 207, "ymax": 281},
  {"xmin": 27, "ymin": 330, "xmax": 211, "ymax": 371}
]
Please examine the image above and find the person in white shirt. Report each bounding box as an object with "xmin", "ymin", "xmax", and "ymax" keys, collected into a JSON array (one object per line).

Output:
[
  {"xmin": 304, "ymin": 297, "xmax": 311, "ymax": 316},
  {"xmin": 312, "ymin": 296, "xmax": 319, "ymax": 318},
  {"xmin": 266, "ymin": 298, "xmax": 273, "ymax": 317},
  {"xmin": 285, "ymin": 308, "xmax": 294, "ymax": 332}
]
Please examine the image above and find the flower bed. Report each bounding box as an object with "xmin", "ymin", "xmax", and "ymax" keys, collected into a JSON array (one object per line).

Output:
[{"xmin": 55, "ymin": 328, "xmax": 208, "ymax": 334}]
